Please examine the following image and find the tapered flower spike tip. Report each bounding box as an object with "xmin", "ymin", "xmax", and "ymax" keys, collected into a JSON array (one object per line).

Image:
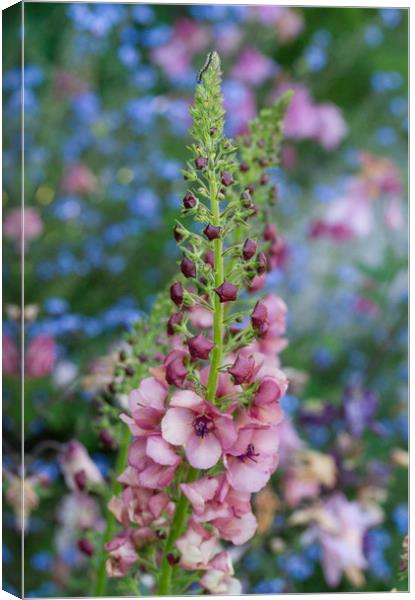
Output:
[{"xmin": 197, "ymin": 51, "xmax": 222, "ymax": 86}]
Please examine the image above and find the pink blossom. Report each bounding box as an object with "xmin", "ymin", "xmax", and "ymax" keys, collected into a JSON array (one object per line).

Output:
[
  {"xmin": 201, "ymin": 551, "xmax": 242, "ymax": 594},
  {"xmin": 164, "ymin": 349, "xmax": 188, "ymax": 388},
  {"xmin": 181, "ymin": 475, "xmax": 257, "ymax": 545},
  {"xmin": 188, "ymin": 304, "xmax": 214, "ymax": 329},
  {"xmin": 276, "ymin": 418, "xmax": 304, "ymax": 466},
  {"xmin": 384, "ymin": 197, "xmax": 403, "ymax": 230},
  {"xmin": 231, "ymin": 47, "xmax": 276, "ymax": 87},
  {"xmin": 315, "ymin": 493, "xmax": 383, "ymax": 587},
  {"xmin": 3, "ymin": 334, "xmax": 20, "ymax": 376},
  {"xmin": 283, "ymin": 472, "xmax": 320, "ymax": 507},
  {"xmin": 61, "ymin": 163, "xmax": 97, "ymax": 194},
  {"xmin": 224, "ymin": 421, "xmax": 279, "ymax": 492},
  {"xmin": 314, "ymin": 104, "xmax": 348, "ymax": 150},
  {"xmin": 105, "ymin": 530, "xmax": 138, "ymax": 577},
  {"xmin": 200, "ymin": 365, "xmax": 241, "ymax": 399},
  {"xmin": 275, "ymin": 9, "xmax": 304, "ymax": 43},
  {"xmin": 3, "ymin": 208, "xmax": 43, "ymax": 251},
  {"xmin": 127, "ymin": 376, "xmax": 167, "ymax": 431},
  {"xmin": 25, "ymin": 335, "xmax": 56, "ymax": 378},
  {"xmin": 108, "ymin": 487, "xmax": 174, "ymax": 528},
  {"xmin": 60, "ymin": 440, "xmax": 104, "ymax": 492},
  {"xmin": 161, "ymin": 391, "xmax": 237, "ymax": 469},
  {"xmin": 176, "ymin": 520, "xmax": 218, "ymax": 570}
]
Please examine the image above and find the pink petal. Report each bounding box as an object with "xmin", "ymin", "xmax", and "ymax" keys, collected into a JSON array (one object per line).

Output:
[
  {"xmin": 225, "ymin": 456, "xmax": 271, "ymax": 493},
  {"xmin": 146, "ymin": 436, "xmax": 180, "ymax": 466},
  {"xmin": 186, "ymin": 432, "xmax": 222, "ymax": 469},
  {"xmin": 170, "ymin": 390, "xmax": 204, "ymax": 409},
  {"xmin": 127, "ymin": 438, "xmax": 147, "ymax": 469},
  {"xmin": 214, "ymin": 416, "xmax": 237, "ymax": 450},
  {"xmin": 214, "ymin": 511, "xmax": 257, "ymax": 545},
  {"xmin": 180, "ymin": 476, "xmax": 220, "ymax": 513},
  {"xmin": 161, "ymin": 407, "xmax": 193, "ymax": 445}
]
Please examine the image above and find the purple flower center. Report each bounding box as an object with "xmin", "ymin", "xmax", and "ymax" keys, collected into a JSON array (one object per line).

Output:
[
  {"xmin": 238, "ymin": 443, "xmax": 260, "ymax": 463},
  {"xmin": 193, "ymin": 415, "xmax": 215, "ymax": 438}
]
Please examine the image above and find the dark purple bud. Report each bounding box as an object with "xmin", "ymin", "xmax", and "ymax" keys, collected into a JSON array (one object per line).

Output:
[
  {"xmin": 181, "ymin": 256, "xmax": 196, "ymax": 278},
  {"xmin": 187, "ymin": 334, "xmax": 214, "ymax": 360},
  {"xmin": 257, "ymin": 252, "xmax": 268, "ymax": 275},
  {"xmin": 258, "ymin": 157, "xmax": 269, "ymax": 167},
  {"xmin": 204, "ymin": 250, "xmax": 214, "ymax": 268},
  {"xmin": 167, "ymin": 312, "xmax": 182, "ymax": 336},
  {"xmin": 242, "ymin": 239, "xmax": 257, "ymax": 260},
  {"xmin": 183, "ymin": 192, "xmax": 197, "ymax": 209},
  {"xmin": 214, "ymin": 281, "xmax": 238, "ymax": 303},
  {"xmin": 239, "ymin": 162, "xmax": 250, "ymax": 173},
  {"xmin": 74, "ymin": 470, "xmax": 87, "ymax": 491},
  {"xmin": 99, "ymin": 429, "xmax": 115, "ymax": 448},
  {"xmin": 264, "ymin": 223, "xmax": 278, "ymax": 242},
  {"xmin": 170, "ymin": 282, "xmax": 184, "ymax": 306},
  {"xmin": 167, "ymin": 553, "xmax": 180, "ymax": 566},
  {"xmin": 125, "ymin": 366, "xmax": 134, "ymax": 377},
  {"xmin": 228, "ymin": 354, "xmax": 256, "ymax": 385},
  {"xmin": 251, "ymin": 300, "xmax": 269, "ymax": 334},
  {"xmin": 221, "ymin": 171, "xmax": 234, "ymax": 186},
  {"xmin": 246, "ymin": 183, "xmax": 256, "ymax": 195},
  {"xmin": 165, "ymin": 352, "xmax": 188, "ymax": 388},
  {"xmin": 195, "ymin": 156, "xmax": 208, "ymax": 170},
  {"xmin": 173, "ymin": 224, "xmax": 184, "ymax": 242},
  {"xmin": 203, "ymin": 224, "xmax": 221, "ymax": 240},
  {"xmin": 209, "ymin": 128, "xmax": 217, "ymax": 136},
  {"xmin": 107, "ymin": 382, "xmax": 116, "ymax": 394},
  {"xmin": 78, "ymin": 538, "xmax": 94, "ymax": 556},
  {"xmin": 260, "ymin": 173, "xmax": 269, "ymax": 185}
]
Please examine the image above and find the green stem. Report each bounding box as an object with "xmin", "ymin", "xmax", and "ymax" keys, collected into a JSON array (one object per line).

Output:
[
  {"xmin": 94, "ymin": 428, "xmax": 131, "ymax": 596},
  {"xmin": 206, "ymin": 168, "xmax": 224, "ymax": 404},
  {"xmin": 157, "ymin": 466, "xmax": 198, "ymax": 595}
]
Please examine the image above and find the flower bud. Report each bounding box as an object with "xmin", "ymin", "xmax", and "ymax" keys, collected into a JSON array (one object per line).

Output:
[
  {"xmin": 125, "ymin": 366, "xmax": 135, "ymax": 377},
  {"xmin": 260, "ymin": 173, "xmax": 269, "ymax": 185},
  {"xmin": 167, "ymin": 553, "xmax": 180, "ymax": 566},
  {"xmin": 204, "ymin": 250, "xmax": 214, "ymax": 268},
  {"xmin": 258, "ymin": 157, "xmax": 269, "ymax": 167},
  {"xmin": 221, "ymin": 171, "xmax": 234, "ymax": 186},
  {"xmin": 254, "ymin": 377, "xmax": 283, "ymax": 405},
  {"xmin": 165, "ymin": 351, "xmax": 188, "ymax": 388},
  {"xmin": 74, "ymin": 470, "xmax": 87, "ymax": 491},
  {"xmin": 257, "ymin": 251, "xmax": 268, "ymax": 275},
  {"xmin": 242, "ymin": 239, "xmax": 257, "ymax": 260},
  {"xmin": 228, "ymin": 354, "xmax": 256, "ymax": 384},
  {"xmin": 214, "ymin": 281, "xmax": 238, "ymax": 303},
  {"xmin": 181, "ymin": 256, "xmax": 196, "ymax": 278},
  {"xmin": 78, "ymin": 538, "xmax": 94, "ymax": 556},
  {"xmin": 187, "ymin": 334, "xmax": 214, "ymax": 360},
  {"xmin": 203, "ymin": 224, "xmax": 221, "ymax": 240},
  {"xmin": 170, "ymin": 282, "xmax": 184, "ymax": 306},
  {"xmin": 99, "ymin": 430, "xmax": 115, "ymax": 448},
  {"xmin": 167, "ymin": 312, "xmax": 182, "ymax": 336},
  {"xmin": 251, "ymin": 300, "xmax": 269, "ymax": 334},
  {"xmin": 174, "ymin": 224, "xmax": 184, "ymax": 242},
  {"xmin": 195, "ymin": 156, "xmax": 208, "ymax": 170},
  {"xmin": 239, "ymin": 162, "xmax": 249, "ymax": 173},
  {"xmin": 183, "ymin": 192, "xmax": 197, "ymax": 209},
  {"xmin": 264, "ymin": 223, "xmax": 278, "ymax": 242},
  {"xmin": 246, "ymin": 183, "xmax": 256, "ymax": 195}
]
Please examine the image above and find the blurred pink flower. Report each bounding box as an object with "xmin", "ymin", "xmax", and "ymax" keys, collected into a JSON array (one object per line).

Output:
[
  {"xmin": 215, "ymin": 24, "xmax": 242, "ymax": 55},
  {"xmin": 315, "ymin": 103, "xmax": 349, "ymax": 150},
  {"xmin": 60, "ymin": 440, "xmax": 104, "ymax": 492},
  {"xmin": 316, "ymin": 493, "xmax": 383, "ymax": 587},
  {"xmin": 200, "ymin": 551, "xmax": 242, "ymax": 594},
  {"xmin": 61, "ymin": 163, "xmax": 97, "ymax": 194},
  {"xmin": 25, "ymin": 335, "xmax": 56, "ymax": 378},
  {"xmin": 384, "ymin": 197, "xmax": 404, "ymax": 229},
  {"xmin": 105, "ymin": 529, "xmax": 138, "ymax": 577},
  {"xmin": 231, "ymin": 47, "xmax": 276, "ymax": 87},
  {"xmin": 176, "ymin": 520, "xmax": 218, "ymax": 570},
  {"xmin": 251, "ymin": 6, "xmax": 304, "ymax": 42},
  {"xmin": 3, "ymin": 334, "xmax": 20, "ymax": 376},
  {"xmin": 3, "ymin": 207, "xmax": 43, "ymax": 251},
  {"xmin": 152, "ymin": 18, "xmax": 209, "ymax": 78},
  {"xmin": 279, "ymin": 84, "xmax": 347, "ymax": 150}
]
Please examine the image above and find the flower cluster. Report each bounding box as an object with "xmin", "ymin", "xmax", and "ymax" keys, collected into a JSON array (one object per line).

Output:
[{"xmin": 103, "ymin": 52, "xmax": 291, "ymax": 595}]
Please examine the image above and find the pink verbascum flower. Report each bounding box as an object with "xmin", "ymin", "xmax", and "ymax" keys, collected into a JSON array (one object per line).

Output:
[
  {"xmin": 3, "ymin": 334, "xmax": 20, "ymax": 376},
  {"xmin": 181, "ymin": 474, "xmax": 257, "ymax": 545},
  {"xmin": 224, "ymin": 419, "xmax": 279, "ymax": 493},
  {"xmin": 108, "ymin": 486, "xmax": 174, "ymax": 528},
  {"xmin": 161, "ymin": 391, "xmax": 237, "ymax": 469},
  {"xmin": 105, "ymin": 530, "xmax": 138, "ymax": 577},
  {"xmin": 314, "ymin": 103, "xmax": 348, "ymax": 150},
  {"xmin": 201, "ymin": 551, "xmax": 242, "ymax": 594},
  {"xmin": 25, "ymin": 335, "xmax": 56, "ymax": 378},
  {"xmin": 175, "ymin": 520, "xmax": 218, "ymax": 570},
  {"xmin": 60, "ymin": 440, "xmax": 104, "ymax": 492},
  {"xmin": 231, "ymin": 47, "xmax": 276, "ymax": 87}
]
